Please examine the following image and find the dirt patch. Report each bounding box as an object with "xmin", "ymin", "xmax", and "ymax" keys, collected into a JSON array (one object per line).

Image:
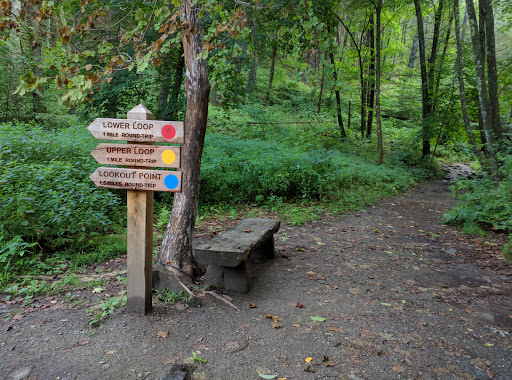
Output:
[{"xmin": 1, "ymin": 180, "xmax": 511, "ymax": 379}]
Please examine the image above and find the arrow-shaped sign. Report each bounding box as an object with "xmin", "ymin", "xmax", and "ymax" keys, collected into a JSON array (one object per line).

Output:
[
  {"xmin": 91, "ymin": 143, "xmax": 181, "ymax": 168},
  {"xmin": 87, "ymin": 118, "xmax": 184, "ymax": 143},
  {"xmin": 90, "ymin": 167, "xmax": 182, "ymax": 192}
]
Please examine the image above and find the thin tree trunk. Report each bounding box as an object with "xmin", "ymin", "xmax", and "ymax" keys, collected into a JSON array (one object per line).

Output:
[
  {"xmin": 435, "ymin": 12, "xmax": 453, "ymax": 96},
  {"xmin": 414, "ymin": 0, "xmax": 431, "ymax": 157},
  {"xmin": 159, "ymin": 0, "xmax": 211, "ymax": 274},
  {"xmin": 330, "ymin": 50, "xmax": 346, "ymax": 138},
  {"xmin": 408, "ymin": 35, "xmax": 419, "ymax": 69},
  {"xmin": 318, "ymin": 64, "xmax": 325, "ymax": 114},
  {"xmin": 453, "ymin": 0, "xmax": 483, "ymax": 162},
  {"xmin": 267, "ymin": 46, "xmax": 277, "ymax": 100},
  {"xmin": 376, "ymin": 0, "xmax": 383, "ymax": 164},
  {"xmin": 348, "ymin": 99, "xmax": 352, "ymax": 130},
  {"xmin": 366, "ymin": 13, "xmax": 375, "ymax": 138},
  {"xmin": 427, "ymin": 0, "xmax": 444, "ymax": 112},
  {"xmin": 466, "ymin": 0, "xmax": 495, "ymax": 152},
  {"xmin": 336, "ymin": 16, "xmax": 365, "ymax": 138},
  {"xmin": 169, "ymin": 44, "xmax": 185, "ymax": 120},
  {"xmin": 482, "ymin": 0, "xmax": 503, "ymax": 142},
  {"xmin": 210, "ymin": 84, "xmax": 217, "ymax": 106}
]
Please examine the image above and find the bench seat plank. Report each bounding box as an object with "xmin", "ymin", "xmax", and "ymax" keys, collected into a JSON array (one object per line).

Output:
[{"xmin": 194, "ymin": 218, "xmax": 280, "ymax": 267}]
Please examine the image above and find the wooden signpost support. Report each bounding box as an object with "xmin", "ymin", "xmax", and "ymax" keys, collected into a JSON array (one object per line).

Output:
[{"xmin": 88, "ymin": 104, "xmax": 183, "ymax": 315}]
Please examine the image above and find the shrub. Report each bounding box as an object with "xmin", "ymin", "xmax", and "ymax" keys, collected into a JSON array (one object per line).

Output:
[{"xmin": 0, "ymin": 123, "xmax": 123, "ymax": 276}]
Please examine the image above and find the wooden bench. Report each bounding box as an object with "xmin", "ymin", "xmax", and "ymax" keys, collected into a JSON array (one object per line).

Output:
[{"xmin": 194, "ymin": 218, "xmax": 280, "ymax": 292}]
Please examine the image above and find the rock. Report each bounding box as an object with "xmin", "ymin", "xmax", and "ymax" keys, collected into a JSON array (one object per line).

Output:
[
  {"xmin": 10, "ymin": 367, "xmax": 31, "ymax": 380},
  {"xmin": 159, "ymin": 364, "xmax": 194, "ymax": 380}
]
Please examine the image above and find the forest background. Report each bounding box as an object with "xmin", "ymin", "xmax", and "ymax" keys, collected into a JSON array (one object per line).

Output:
[{"xmin": 0, "ymin": 0, "xmax": 511, "ymax": 293}]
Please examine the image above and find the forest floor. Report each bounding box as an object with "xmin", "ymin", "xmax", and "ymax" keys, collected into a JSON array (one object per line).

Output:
[{"xmin": 1, "ymin": 178, "xmax": 512, "ymax": 380}]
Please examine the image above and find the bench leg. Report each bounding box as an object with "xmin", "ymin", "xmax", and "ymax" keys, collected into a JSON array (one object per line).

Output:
[
  {"xmin": 224, "ymin": 262, "xmax": 250, "ymax": 292},
  {"xmin": 205, "ymin": 264, "xmax": 224, "ymax": 289},
  {"xmin": 205, "ymin": 263, "xmax": 250, "ymax": 293}
]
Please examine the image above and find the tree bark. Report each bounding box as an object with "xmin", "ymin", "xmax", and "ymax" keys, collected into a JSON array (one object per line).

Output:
[
  {"xmin": 376, "ymin": 0, "xmax": 384, "ymax": 164},
  {"xmin": 159, "ymin": 0, "xmax": 211, "ymax": 274}
]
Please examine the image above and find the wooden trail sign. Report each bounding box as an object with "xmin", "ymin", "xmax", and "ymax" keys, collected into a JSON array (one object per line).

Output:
[
  {"xmin": 90, "ymin": 167, "xmax": 182, "ymax": 192},
  {"xmin": 88, "ymin": 104, "xmax": 184, "ymax": 315},
  {"xmin": 91, "ymin": 143, "xmax": 181, "ymax": 168},
  {"xmin": 87, "ymin": 118, "xmax": 184, "ymax": 143}
]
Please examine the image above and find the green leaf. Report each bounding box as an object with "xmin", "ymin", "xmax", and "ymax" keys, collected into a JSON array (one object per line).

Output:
[
  {"xmin": 258, "ymin": 375, "xmax": 277, "ymax": 379},
  {"xmin": 380, "ymin": 303, "xmax": 392, "ymax": 307},
  {"xmin": 310, "ymin": 316, "xmax": 326, "ymax": 322},
  {"xmin": 192, "ymin": 351, "xmax": 207, "ymax": 363}
]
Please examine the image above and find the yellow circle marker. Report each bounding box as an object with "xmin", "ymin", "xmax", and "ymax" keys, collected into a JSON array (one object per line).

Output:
[{"xmin": 161, "ymin": 149, "xmax": 176, "ymax": 165}]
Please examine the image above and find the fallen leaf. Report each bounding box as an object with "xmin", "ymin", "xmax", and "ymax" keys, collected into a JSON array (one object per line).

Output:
[
  {"xmin": 35, "ymin": 317, "xmax": 51, "ymax": 326},
  {"xmin": 484, "ymin": 343, "xmax": 495, "ymax": 347},
  {"xmin": 265, "ymin": 314, "xmax": 280, "ymax": 323},
  {"xmin": 305, "ymin": 357, "xmax": 313, "ymax": 363},
  {"xmin": 304, "ymin": 365, "xmax": 315, "ymax": 372},
  {"xmin": 296, "ymin": 302, "xmax": 304, "ymax": 308},
  {"xmin": 12, "ymin": 314, "xmax": 24, "ymax": 320},
  {"xmin": 244, "ymin": 229, "xmax": 252, "ymax": 233},
  {"xmin": 380, "ymin": 302, "xmax": 392, "ymax": 307},
  {"xmin": 106, "ymin": 350, "xmax": 116, "ymax": 355},
  {"xmin": 310, "ymin": 316, "xmax": 326, "ymax": 322},
  {"xmin": 157, "ymin": 330, "xmax": 170, "ymax": 338},
  {"xmin": 92, "ymin": 287, "xmax": 104, "ymax": 294},
  {"xmin": 322, "ymin": 356, "xmax": 334, "ymax": 367},
  {"xmin": 249, "ymin": 303, "xmax": 257, "ymax": 308},
  {"xmin": 328, "ymin": 327, "xmax": 342, "ymax": 333},
  {"xmin": 393, "ymin": 365, "xmax": 404, "ymax": 374},
  {"xmin": 271, "ymin": 322, "xmax": 282, "ymax": 329}
]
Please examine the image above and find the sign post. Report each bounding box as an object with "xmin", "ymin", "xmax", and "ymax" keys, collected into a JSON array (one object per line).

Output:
[{"xmin": 88, "ymin": 104, "xmax": 183, "ymax": 315}]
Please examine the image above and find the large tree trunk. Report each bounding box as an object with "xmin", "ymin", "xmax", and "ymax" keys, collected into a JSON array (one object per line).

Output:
[
  {"xmin": 159, "ymin": 0, "xmax": 210, "ymax": 275},
  {"xmin": 414, "ymin": 0, "xmax": 431, "ymax": 157},
  {"xmin": 376, "ymin": 0, "xmax": 383, "ymax": 164}
]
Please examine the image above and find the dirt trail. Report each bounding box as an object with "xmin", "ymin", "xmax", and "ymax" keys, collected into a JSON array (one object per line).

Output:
[{"xmin": 1, "ymin": 179, "xmax": 511, "ymax": 380}]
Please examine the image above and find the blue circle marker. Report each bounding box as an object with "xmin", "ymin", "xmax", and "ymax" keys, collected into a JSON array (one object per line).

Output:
[{"xmin": 164, "ymin": 174, "xmax": 179, "ymax": 190}]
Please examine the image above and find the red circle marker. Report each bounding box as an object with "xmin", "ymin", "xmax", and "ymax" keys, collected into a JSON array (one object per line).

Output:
[{"xmin": 162, "ymin": 124, "xmax": 176, "ymax": 140}]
